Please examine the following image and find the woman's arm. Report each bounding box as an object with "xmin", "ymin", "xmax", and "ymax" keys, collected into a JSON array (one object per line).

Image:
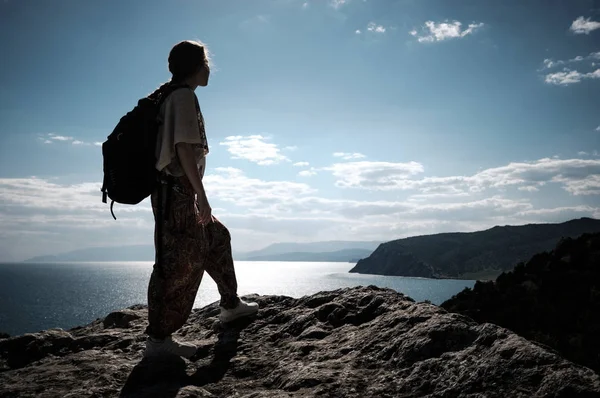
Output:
[{"xmin": 176, "ymin": 142, "xmax": 211, "ymax": 223}]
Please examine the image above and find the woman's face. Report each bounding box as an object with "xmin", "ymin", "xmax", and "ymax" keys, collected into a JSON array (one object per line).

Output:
[{"xmin": 195, "ymin": 62, "xmax": 210, "ymax": 87}]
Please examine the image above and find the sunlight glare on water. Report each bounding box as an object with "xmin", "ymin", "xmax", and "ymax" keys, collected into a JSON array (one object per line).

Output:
[
  {"xmin": 0, "ymin": 261, "xmax": 474, "ymax": 335},
  {"xmin": 193, "ymin": 261, "xmax": 472, "ymax": 309}
]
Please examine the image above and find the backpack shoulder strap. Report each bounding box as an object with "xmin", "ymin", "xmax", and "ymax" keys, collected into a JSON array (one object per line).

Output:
[{"xmin": 155, "ymin": 83, "xmax": 191, "ymax": 108}]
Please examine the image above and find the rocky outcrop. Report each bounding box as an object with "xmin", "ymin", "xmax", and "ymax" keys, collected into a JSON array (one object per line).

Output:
[
  {"xmin": 442, "ymin": 232, "xmax": 600, "ymax": 375},
  {"xmin": 350, "ymin": 217, "xmax": 600, "ymax": 279},
  {"xmin": 1, "ymin": 286, "xmax": 599, "ymax": 397},
  {"xmin": 352, "ymin": 244, "xmax": 437, "ymax": 277}
]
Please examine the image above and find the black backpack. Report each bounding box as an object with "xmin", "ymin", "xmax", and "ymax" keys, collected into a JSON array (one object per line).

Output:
[{"xmin": 101, "ymin": 82, "xmax": 188, "ymax": 220}]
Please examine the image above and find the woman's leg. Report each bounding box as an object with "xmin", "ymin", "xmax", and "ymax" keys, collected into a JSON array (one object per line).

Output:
[
  {"xmin": 203, "ymin": 216, "xmax": 259, "ymax": 323},
  {"xmin": 203, "ymin": 217, "xmax": 240, "ymax": 310},
  {"xmin": 145, "ymin": 182, "xmax": 208, "ymax": 338},
  {"xmin": 145, "ymin": 254, "xmax": 205, "ymax": 339}
]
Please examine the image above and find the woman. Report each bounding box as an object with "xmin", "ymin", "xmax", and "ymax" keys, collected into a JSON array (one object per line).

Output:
[{"xmin": 144, "ymin": 40, "xmax": 258, "ymax": 358}]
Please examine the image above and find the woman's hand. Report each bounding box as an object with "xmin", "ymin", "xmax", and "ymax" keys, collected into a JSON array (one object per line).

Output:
[
  {"xmin": 176, "ymin": 142, "xmax": 213, "ymax": 224},
  {"xmin": 197, "ymin": 194, "xmax": 212, "ymax": 224}
]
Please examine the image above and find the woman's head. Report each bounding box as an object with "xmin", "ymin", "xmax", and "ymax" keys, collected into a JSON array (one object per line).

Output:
[{"xmin": 168, "ymin": 40, "xmax": 211, "ymax": 87}]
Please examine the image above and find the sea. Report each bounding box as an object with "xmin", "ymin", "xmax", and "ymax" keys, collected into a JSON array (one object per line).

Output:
[{"xmin": 0, "ymin": 261, "xmax": 476, "ymax": 336}]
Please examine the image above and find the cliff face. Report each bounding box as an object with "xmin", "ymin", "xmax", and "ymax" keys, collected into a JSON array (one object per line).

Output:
[
  {"xmin": 1, "ymin": 286, "xmax": 599, "ymax": 397},
  {"xmin": 350, "ymin": 217, "xmax": 600, "ymax": 279},
  {"xmin": 351, "ymin": 244, "xmax": 436, "ymax": 278},
  {"xmin": 442, "ymin": 232, "xmax": 600, "ymax": 375}
]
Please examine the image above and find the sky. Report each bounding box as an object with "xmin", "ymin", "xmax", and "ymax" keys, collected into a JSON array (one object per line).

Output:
[{"xmin": 1, "ymin": 0, "xmax": 599, "ymax": 262}]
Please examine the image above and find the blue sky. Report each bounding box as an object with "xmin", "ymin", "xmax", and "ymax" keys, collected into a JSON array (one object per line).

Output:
[{"xmin": 1, "ymin": 0, "xmax": 599, "ymax": 262}]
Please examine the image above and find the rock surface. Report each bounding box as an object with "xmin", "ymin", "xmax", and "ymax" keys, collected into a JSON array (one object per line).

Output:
[
  {"xmin": 350, "ymin": 217, "xmax": 600, "ymax": 279},
  {"xmin": 1, "ymin": 286, "xmax": 599, "ymax": 397},
  {"xmin": 442, "ymin": 232, "xmax": 600, "ymax": 374}
]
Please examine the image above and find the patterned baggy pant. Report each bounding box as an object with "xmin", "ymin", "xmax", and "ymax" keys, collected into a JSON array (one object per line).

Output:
[{"xmin": 145, "ymin": 176, "xmax": 240, "ymax": 339}]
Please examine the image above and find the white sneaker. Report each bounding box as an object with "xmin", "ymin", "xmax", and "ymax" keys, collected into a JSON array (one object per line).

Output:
[
  {"xmin": 219, "ymin": 299, "xmax": 259, "ymax": 323},
  {"xmin": 143, "ymin": 335, "xmax": 197, "ymax": 359}
]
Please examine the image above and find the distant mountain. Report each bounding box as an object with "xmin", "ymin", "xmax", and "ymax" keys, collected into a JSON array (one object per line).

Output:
[
  {"xmin": 23, "ymin": 245, "xmax": 155, "ymax": 263},
  {"xmin": 22, "ymin": 241, "xmax": 380, "ymax": 263},
  {"xmin": 349, "ymin": 218, "xmax": 600, "ymax": 279},
  {"xmin": 235, "ymin": 241, "xmax": 382, "ymax": 260},
  {"xmin": 242, "ymin": 248, "xmax": 374, "ymax": 262}
]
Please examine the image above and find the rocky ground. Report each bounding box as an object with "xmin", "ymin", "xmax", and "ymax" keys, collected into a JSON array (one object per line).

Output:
[{"xmin": 1, "ymin": 286, "xmax": 599, "ymax": 397}]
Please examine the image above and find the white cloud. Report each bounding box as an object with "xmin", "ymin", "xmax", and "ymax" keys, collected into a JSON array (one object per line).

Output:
[
  {"xmin": 283, "ymin": 146, "xmax": 298, "ymax": 151},
  {"xmin": 541, "ymin": 51, "xmax": 600, "ymax": 70},
  {"xmin": 544, "ymin": 69, "xmax": 584, "ymax": 85},
  {"xmin": 48, "ymin": 133, "xmax": 73, "ymax": 141},
  {"xmin": 356, "ymin": 29, "xmax": 361, "ymax": 34},
  {"xmin": 0, "ymin": 178, "xmax": 132, "ymax": 214},
  {"xmin": 578, "ymin": 151, "xmax": 589, "ymax": 156},
  {"xmin": 411, "ymin": 20, "xmax": 484, "ymax": 43},
  {"xmin": 0, "ymin": 177, "xmax": 148, "ymax": 255},
  {"xmin": 324, "ymin": 157, "xmax": 600, "ymax": 196},
  {"xmin": 542, "ymin": 58, "xmax": 560, "ymax": 70},
  {"xmin": 326, "ymin": 160, "xmax": 425, "ymax": 190},
  {"xmin": 219, "ymin": 135, "xmax": 289, "ymax": 165},
  {"xmin": 596, "ymin": 126, "xmax": 600, "ymax": 132},
  {"xmin": 38, "ymin": 134, "xmax": 102, "ymax": 147},
  {"xmin": 407, "ymin": 191, "xmax": 470, "ymax": 202},
  {"xmin": 518, "ymin": 186, "xmax": 539, "ymax": 192},
  {"xmin": 545, "ymin": 68, "xmax": 600, "ymax": 85},
  {"xmin": 552, "ymin": 174, "xmax": 600, "ymax": 196},
  {"xmin": 330, "ymin": 0, "xmax": 348, "ymax": 9},
  {"xmin": 516, "ymin": 206, "xmax": 600, "ymax": 223},
  {"xmin": 465, "ymin": 158, "xmax": 600, "ymax": 195},
  {"xmin": 72, "ymin": 140, "xmax": 92, "ymax": 146},
  {"xmin": 298, "ymin": 170, "xmax": 317, "ymax": 177},
  {"xmin": 333, "ymin": 152, "xmax": 366, "ymax": 160},
  {"xmin": 570, "ymin": 16, "xmax": 600, "ymax": 35},
  {"xmin": 204, "ymin": 167, "xmax": 315, "ymax": 209},
  {"xmin": 293, "ymin": 161, "xmax": 310, "ymax": 167},
  {"xmin": 367, "ymin": 22, "xmax": 386, "ymax": 33}
]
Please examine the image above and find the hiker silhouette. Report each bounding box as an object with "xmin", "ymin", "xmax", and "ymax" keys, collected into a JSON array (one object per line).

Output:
[{"xmin": 133, "ymin": 40, "xmax": 259, "ymax": 358}]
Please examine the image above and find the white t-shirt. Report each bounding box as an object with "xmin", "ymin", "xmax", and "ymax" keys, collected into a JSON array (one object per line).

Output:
[{"xmin": 155, "ymin": 87, "xmax": 209, "ymax": 179}]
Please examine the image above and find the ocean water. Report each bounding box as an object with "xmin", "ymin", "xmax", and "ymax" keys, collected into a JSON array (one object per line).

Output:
[{"xmin": 0, "ymin": 261, "xmax": 475, "ymax": 336}]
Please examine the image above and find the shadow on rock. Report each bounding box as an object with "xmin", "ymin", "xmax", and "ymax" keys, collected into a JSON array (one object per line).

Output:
[
  {"xmin": 119, "ymin": 355, "xmax": 187, "ymax": 398},
  {"xmin": 119, "ymin": 316, "xmax": 254, "ymax": 397},
  {"xmin": 187, "ymin": 316, "xmax": 253, "ymax": 386}
]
